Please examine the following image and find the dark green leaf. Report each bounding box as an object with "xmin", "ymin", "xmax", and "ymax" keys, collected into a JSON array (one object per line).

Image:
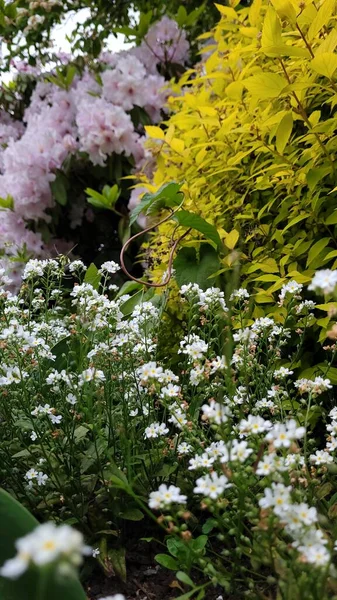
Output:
[
  {"xmin": 129, "ymin": 182, "xmax": 183, "ymax": 226},
  {"xmin": 173, "ymin": 210, "xmax": 222, "ymax": 248},
  {"xmin": 155, "ymin": 553, "xmax": 179, "ymax": 570},
  {"xmin": 174, "ymin": 244, "xmax": 220, "ymax": 290}
]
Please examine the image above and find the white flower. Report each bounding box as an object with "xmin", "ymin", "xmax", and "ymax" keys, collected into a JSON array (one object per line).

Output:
[
  {"xmin": 144, "ymin": 422, "xmax": 169, "ymax": 439},
  {"xmin": 274, "ymin": 366, "xmax": 293, "ymax": 379},
  {"xmin": 201, "ymin": 400, "xmax": 231, "ymax": 425},
  {"xmin": 194, "ymin": 472, "xmax": 231, "ymax": 499},
  {"xmin": 278, "ymin": 280, "xmax": 302, "ymax": 305},
  {"xmin": 79, "ymin": 368, "xmax": 106, "ymax": 385},
  {"xmin": 92, "ymin": 548, "xmax": 100, "ymax": 558},
  {"xmin": 310, "ymin": 450, "xmax": 334, "ymax": 465},
  {"xmin": 229, "ymin": 440, "xmax": 252, "ymax": 463},
  {"xmin": 137, "ymin": 361, "xmax": 163, "ymax": 382},
  {"xmin": 68, "ymin": 260, "xmax": 87, "ymax": 273},
  {"xmin": 308, "ymin": 269, "xmax": 337, "ymax": 294},
  {"xmin": 160, "ymin": 384, "xmax": 181, "ymax": 398},
  {"xmin": 256, "ymin": 453, "xmax": 278, "ymax": 476},
  {"xmin": 238, "ymin": 415, "xmax": 271, "ymax": 436},
  {"xmin": 230, "ymin": 288, "xmax": 249, "ymax": 301},
  {"xmin": 177, "ymin": 442, "xmax": 192, "ymax": 455},
  {"xmin": 148, "ymin": 484, "xmax": 186, "ymax": 509},
  {"xmin": 259, "ymin": 483, "xmax": 292, "ymax": 517},
  {"xmin": 295, "ymin": 377, "xmax": 332, "ymax": 396},
  {"xmin": 99, "ymin": 261, "xmax": 120, "ymax": 274},
  {"xmin": 66, "ymin": 393, "xmax": 77, "ymax": 405},
  {"xmin": 265, "ymin": 419, "xmax": 305, "ymax": 448},
  {"xmin": 30, "ymin": 431, "xmax": 37, "ymax": 441},
  {"xmin": 0, "ymin": 522, "xmax": 90, "ymax": 579},
  {"xmin": 209, "ymin": 356, "xmax": 226, "ymax": 374},
  {"xmin": 179, "ymin": 334, "xmax": 208, "ymax": 361},
  {"xmin": 49, "ymin": 413, "xmax": 62, "ymax": 425},
  {"xmin": 189, "ymin": 365, "xmax": 204, "ymax": 385},
  {"xmin": 300, "ymin": 544, "xmax": 330, "ymax": 566}
]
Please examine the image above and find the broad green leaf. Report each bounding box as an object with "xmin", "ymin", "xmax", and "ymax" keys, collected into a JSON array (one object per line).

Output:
[
  {"xmin": 173, "ymin": 210, "xmax": 222, "ymax": 248},
  {"xmin": 311, "ymin": 53, "xmax": 337, "ymax": 79},
  {"xmin": 116, "ymin": 281, "xmax": 143, "ymax": 298},
  {"xmin": 176, "ymin": 572, "xmax": 194, "ymax": 587},
  {"xmin": 276, "ymin": 112, "xmax": 293, "ymax": 154},
  {"xmin": 0, "ymin": 195, "xmax": 13, "ymax": 210},
  {"xmin": 119, "ymin": 508, "xmax": 144, "ymax": 521},
  {"xmin": 306, "ymin": 237, "xmax": 330, "ymax": 267},
  {"xmin": 84, "ymin": 263, "xmax": 101, "ymax": 290},
  {"xmin": 325, "ymin": 212, "xmax": 337, "ymax": 226},
  {"xmin": 155, "ymin": 554, "xmax": 179, "ymax": 570},
  {"xmin": 51, "ymin": 174, "xmax": 68, "ymax": 206},
  {"xmin": 108, "ymin": 547, "xmax": 127, "ymax": 582},
  {"xmin": 129, "ymin": 183, "xmax": 183, "ymax": 226},
  {"xmin": 174, "ymin": 245, "xmax": 220, "ymax": 290},
  {"xmin": 282, "ymin": 214, "xmax": 309, "ymax": 233}
]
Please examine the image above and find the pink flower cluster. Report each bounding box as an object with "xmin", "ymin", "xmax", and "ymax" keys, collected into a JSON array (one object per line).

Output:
[{"xmin": 0, "ymin": 17, "xmax": 189, "ymax": 278}]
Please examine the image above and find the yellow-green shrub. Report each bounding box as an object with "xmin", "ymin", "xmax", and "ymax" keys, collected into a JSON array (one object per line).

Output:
[{"xmin": 137, "ymin": 0, "xmax": 337, "ymax": 331}]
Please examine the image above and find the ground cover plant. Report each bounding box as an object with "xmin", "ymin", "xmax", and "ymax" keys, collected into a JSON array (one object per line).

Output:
[
  {"xmin": 1, "ymin": 257, "xmax": 337, "ymax": 598},
  {"xmin": 135, "ymin": 0, "xmax": 337, "ymax": 330}
]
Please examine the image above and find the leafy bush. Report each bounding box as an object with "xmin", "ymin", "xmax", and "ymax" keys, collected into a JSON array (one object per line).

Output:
[
  {"xmin": 2, "ymin": 257, "xmax": 337, "ymax": 597},
  {"xmin": 0, "ymin": 16, "xmax": 191, "ymax": 287},
  {"xmin": 136, "ymin": 0, "xmax": 337, "ymax": 331}
]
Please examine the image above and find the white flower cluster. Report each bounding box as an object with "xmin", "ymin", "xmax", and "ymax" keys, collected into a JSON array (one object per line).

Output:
[{"xmin": 0, "ymin": 522, "xmax": 90, "ymax": 579}]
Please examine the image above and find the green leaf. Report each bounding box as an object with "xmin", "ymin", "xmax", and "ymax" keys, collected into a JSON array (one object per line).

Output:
[
  {"xmin": 129, "ymin": 183, "xmax": 183, "ymax": 226},
  {"xmin": 173, "ymin": 210, "xmax": 222, "ymax": 248},
  {"xmin": 202, "ymin": 518, "xmax": 217, "ymax": 534},
  {"xmin": 176, "ymin": 572, "xmax": 194, "ymax": 587},
  {"xmin": 50, "ymin": 174, "xmax": 68, "ymax": 206},
  {"xmin": 0, "ymin": 195, "xmax": 14, "ymax": 210},
  {"xmin": 155, "ymin": 554, "xmax": 179, "ymax": 570},
  {"xmin": 116, "ymin": 281, "xmax": 143, "ymax": 298},
  {"xmin": 119, "ymin": 508, "xmax": 144, "ymax": 521},
  {"xmin": 174, "ymin": 244, "xmax": 220, "ymax": 290},
  {"xmin": 306, "ymin": 237, "xmax": 330, "ymax": 267},
  {"xmin": 108, "ymin": 547, "xmax": 127, "ymax": 582},
  {"xmin": 84, "ymin": 263, "xmax": 101, "ymax": 290},
  {"xmin": 192, "ymin": 535, "xmax": 208, "ymax": 552},
  {"xmin": 325, "ymin": 212, "xmax": 337, "ymax": 225}
]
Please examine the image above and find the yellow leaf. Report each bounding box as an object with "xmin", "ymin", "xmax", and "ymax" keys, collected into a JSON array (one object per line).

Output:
[
  {"xmin": 311, "ymin": 53, "xmax": 337, "ymax": 79},
  {"xmin": 316, "ymin": 28, "xmax": 337, "ymax": 56},
  {"xmin": 249, "ymin": 0, "xmax": 263, "ymax": 27},
  {"xmin": 244, "ymin": 72, "xmax": 287, "ymax": 99},
  {"xmin": 225, "ymin": 229, "xmax": 239, "ymax": 249},
  {"xmin": 169, "ymin": 138, "xmax": 185, "ymax": 154},
  {"xmin": 308, "ymin": 0, "xmax": 335, "ymax": 41},
  {"xmin": 276, "ymin": 112, "xmax": 293, "ymax": 154},
  {"xmin": 144, "ymin": 126, "xmax": 165, "ymax": 140},
  {"xmin": 270, "ymin": 0, "xmax": 297, "ymax": 23},
  {"xmin": 306, "ymin": 237, "xmax": 330, "ymax": 267},
  {"xmin": 261, "ymin": 6, "xmax": 282, "ymax": 50},
  {"xmin": 215, "ymin": 3, "xmax": 238, "ymax": 20},
  {"xmin": 261, "ymin": 45, "xmax": 310, "ymax": 58},
  {"xmin": 225, "ymin": 81, "xmax": 244, "ymax": 101}
]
